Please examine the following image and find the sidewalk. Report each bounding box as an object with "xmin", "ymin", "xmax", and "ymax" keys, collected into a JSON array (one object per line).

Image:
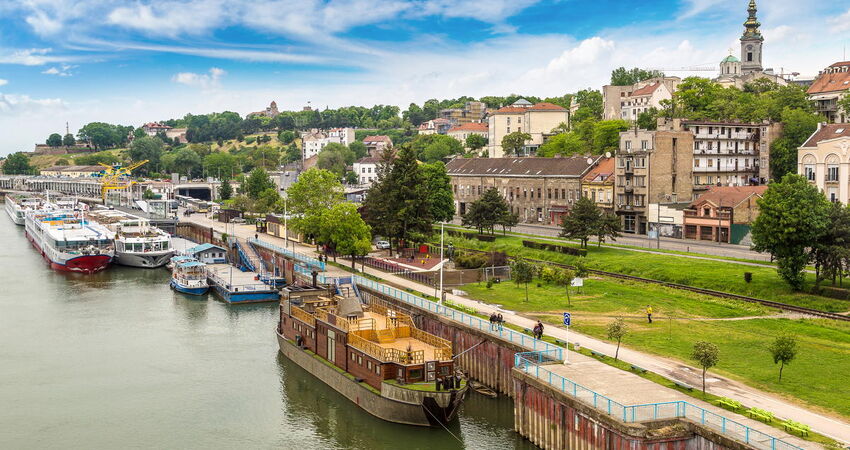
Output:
[{"xmin": 183, "ymin": 213, "xmax": 850, "ymax": 445}]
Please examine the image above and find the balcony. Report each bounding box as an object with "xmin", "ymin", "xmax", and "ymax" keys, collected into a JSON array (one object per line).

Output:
[{"xmin": 684, "ymin": 210, "xmax": 731, "ymax": 220}]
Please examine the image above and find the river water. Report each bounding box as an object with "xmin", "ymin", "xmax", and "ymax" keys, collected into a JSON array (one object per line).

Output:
[{"xmin": 0, "ymin": 215, "xmax": 534, "ymax": 449}]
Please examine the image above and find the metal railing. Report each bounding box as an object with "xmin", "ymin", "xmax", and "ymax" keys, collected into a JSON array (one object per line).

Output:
[
  {"xmin": 514, "ymin": 352, "xmax": 802, "ymax": 450},
  {"xmin": 249, "ymin": 238, "xmax": 325, "ymax": 271},
  {"xmin": 351, "ymin": 275, "xmax": 564, "ymax": 360}
]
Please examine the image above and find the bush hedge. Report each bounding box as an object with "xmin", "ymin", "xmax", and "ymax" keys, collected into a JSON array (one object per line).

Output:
[{"xmin": 521, "ymin": 240, "xmax": 587, "ymax": 257}]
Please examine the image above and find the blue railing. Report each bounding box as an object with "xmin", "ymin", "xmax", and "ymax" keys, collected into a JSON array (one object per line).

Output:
[
  {"xmin": 351, "ymin": 275, "xmax": 563, "ymax": 360},
  {"xmin": 250, "ymin": 238, "xmax": 325, "ymax": 271},
  {"xmin": 514, "ymin": 352, "xmax": 802, "ymax": 450},
  {"xmin": 234, "ymin": 240, "xmax": 257, "ymax": 272}
]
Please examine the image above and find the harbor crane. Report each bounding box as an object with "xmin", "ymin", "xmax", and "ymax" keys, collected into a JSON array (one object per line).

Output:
[{"xmin": 97, "ymin": 160, "xmax": 148, "ymax": 202}]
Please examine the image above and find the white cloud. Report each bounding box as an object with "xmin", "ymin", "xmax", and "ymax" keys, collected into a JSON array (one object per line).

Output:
[
  {"xmin": 107, "ymin": 0, "xmax": 228, "ymax": 37},
  {"xmin": 0, "ymin": 79, "xmax": 7, "ymax": 86},
  {"xmin": 0, "ymin": 48, "xmax": 63, "ymax": 66},
  {"xmin": 172, "ymin": 67, "xmax": 226, "ymax": 89},
  {"xmin": 828, "ymin": 8, "xmax": 850, "ymax": 33},
  {"xmin": 25, "ymin": 9, "xmax": 63, "ymax": 35},
  {"xmin": 761, "ymin": 25, "xmax": 794, "ymax": 43},
  {"xmin": 0, "ymin": 93, "xmax": 66, "ymax": 117},
  {"xmin": 42, "ymin": 64, "xmax": 76, "ymax": 76}
]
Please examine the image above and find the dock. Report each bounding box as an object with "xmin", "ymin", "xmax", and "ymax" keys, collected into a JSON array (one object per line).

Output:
[{"xmin": 205, "ymin": 263, "xmax": 280, "ymax": 304}]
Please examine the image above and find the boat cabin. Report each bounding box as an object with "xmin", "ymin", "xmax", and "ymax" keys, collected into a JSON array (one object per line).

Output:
[{"xmin": 185, "ymin": 243, "xmax": 228, "ymax": 264}]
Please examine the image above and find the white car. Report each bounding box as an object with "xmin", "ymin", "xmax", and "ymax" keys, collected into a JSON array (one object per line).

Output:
[{"xmin": 375, "ymin": 240, "xmax": 390, "ymax": 249}]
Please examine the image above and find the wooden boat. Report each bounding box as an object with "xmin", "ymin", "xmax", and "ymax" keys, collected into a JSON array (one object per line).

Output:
[{"xmin": 469, "ymin": 380, "xmax": 498, "ymax": 398}]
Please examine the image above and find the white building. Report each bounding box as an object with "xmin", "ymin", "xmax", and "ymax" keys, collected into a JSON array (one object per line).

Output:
[
  {"xmin": 352, "ymin": 156, "xmax": 381, "ymax": 186},
  {"xmin": 486, "ymin": 100, "xmax": 568, "ymax": 158},
  {"xmin": 301, "ymin": 127, "xmax": 356, "ymax": 160},
  {"xmin": 602, "ymin": 77, "xmax": 680, "ymax": 121},
  {"xmin": 447, "ymin": 122, "xmax": 488, "ymax": 145},
  {"xmin": 327, "ymin": 127, "xmax": 355, "ymax": 146}
]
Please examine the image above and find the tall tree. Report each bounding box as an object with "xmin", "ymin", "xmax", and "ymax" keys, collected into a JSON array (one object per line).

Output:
[
  {"xmin": 46, "ymin": 133, "xmax": 62, "ymax": 147},
  {"xmin": 62, "ymin": 133, "xmax": 76, "ymax": 146},
  {"xmin": 219, "ymin": 179, "xmax": 233, "ymax": 201},
  {"xmin": 560, "ymin": 196, "xmax": 601, "ymax": 248},
  {"xmin": 2, "ymin": 152, "xmax": 34, "ymax": 175},
  {"xmin": 596, "ymin": 213, "xmax": 622, "ymax": 247},
  {"xmin": 349, "ymin": 141, "xmax": 368, "ymax": 159},
  {"xmin": 752, "ymin": 174, "xmax": 830, "ymax": 290},
  {"xmin": 462, "ymin": 187, "xmax": 509, "ymax": 234},
  {"xmin": 319, "ymin": 203, "xmax": 373, "ymax": 267},
  {"xmin": 610, "ymin": 67, "xmax": 665, "ymax": 86},
  {"xmin": 501, "ymin": 131, "xmax": 531, "ymax": 156},
  {"xmin": 510, "ymin": 258, "xmax": 536, "ymax": 303},
  {"xmin": 571, "ymin": 89, "xmax": 603, "ymax": 124},
  {"xmin": 692, "ymin": 341, "xmax": 719, "ymax": 395},
  {"xmin": 606, "ymin": 318, "xmax": 628, "ymax": 361},
  {"xmin": 244, "ymin": 167, "xmax": 276, "ymax": 200},
  {"xmin": 317, "ymin": 143, "xmax": 355, "ymax": 179},
  {"xmin": 811, "ymin": 202, "xmax": 850, "ymax": 287},
  {"xmin": 128, "ymin": 136, "xmax": 163, "ymax": 175},
  {"xmin": 769, "ymin": 109, "xmax": 820, "ymax": 180},
  {"xmin": 768, "ymin": 335, "xmax": 798, "ymax": 382},
  {"xmin": 420, "ymin": 162, "xmax": 455, "ymax": 222},
  {"xmin": 465, "ymin": 134, "xmax": 487, "ymax": 154},
  {"xmin": 286, "ymin": 168, "xmax": 344, "ymax": 242},
  {"xmin": 203, "ymin": 152, "xmax": 238, "ymax": 180}
]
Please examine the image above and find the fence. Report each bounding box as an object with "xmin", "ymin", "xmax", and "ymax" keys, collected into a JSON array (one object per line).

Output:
[
  {"xmin": 249, "ymin": 238, "xmax": 325, "ymax": 271},
  {"xmin": 514, "ymin": 352, "xmax": 802, "ymax": 450}
]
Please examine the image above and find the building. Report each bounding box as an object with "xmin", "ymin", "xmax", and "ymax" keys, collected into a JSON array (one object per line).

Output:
[
  {"xmin": 798, "ymin": 123, "xmax": 850, "ymax": 203},
  {"xmin": 300, "ymin": 128, "xmax": 356, "ymax": 159},
  {"xmin": 417, "ymin": 118, "xmax": 453, "ymax": 135},
  {"xmin": 676, "ymin": 119, "xmax": 781, "ymax": 191},
  {"xmin": 248, "ymin": 101, "xmax": 280, "ymax": 119},
  {"xmin": 615, "ymin": 128, "xmax": 694, "ymax": 234},
  {"xmin": 362, "ymin": 135, "xmax": 393, "ymax": 156},
  {"xmin": 39, "ymin": 165, "xmax": 105, "ymax": 178},
  {"xmin": 682, "ymin": 185, "xmax": 767, "ymax": 244},
  {"xmin": 486, "ymin": 100, "xmax": 568, "ymax": 158},
  {"xmin": 439, "ymin": 101, "xmax": 487, "ymax": 125},
  {"xmin": 353, "ymin": 156, "xmax": 381, "ymax": 186},
  {"xmin": 141, "ymin": 122, "xmax": 172, "ymax": 136},
  {"xmin": 185, "ymin": 243, "xmax": 228, "ymax": 264},
  {"xmin": 713, "ymin": 1, "xmax": 788, "ymax": 89},
  {"xmin": 602, "ymin": 77, "xmax": 680, "ymax": 121},
  {"xmin": 165, "ymin": 128, "xmax": 188, "ymax": 144},
  {"xmin": 446, "ymin": 156, "xmax": 599, "ymax": 225},
  {"xmin": 447, "ymin": 123, "xmax": 488, "ymax": 148},
  {"xmin": 581, "ymin": 157, "xmax": 615, "ymax": 212},
  {"xmin": 327, "ymin": 127, "xmax": 355, "ymax": 146},
  {"xmin": 807, "ymin": 61, "xmax": 850, "ymax": 123},
  {"xmin": 647, "ymin": 202, "xmax": 689, "ymax": 239}
]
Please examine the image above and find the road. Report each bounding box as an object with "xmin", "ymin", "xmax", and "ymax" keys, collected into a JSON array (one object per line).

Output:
[{"xmin": 183, "ymin": 213, "xmax": 850, "ymax": 446}]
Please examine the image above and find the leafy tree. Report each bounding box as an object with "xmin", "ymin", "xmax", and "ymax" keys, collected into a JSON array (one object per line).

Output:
[
  {"xmin": 317, "ymin": 143, "xmax": 355, "ymax": 179},
  {"xmin": 62, "ymin": 133, "xmax": 76, "ymax": 146},
  {"xmin": 560, "ymin": 196, "xmax": 601, "ymax": 248},
  {"xmin": 224, "ymin": 194, "xmax": 253, "ymax": 213},
  {"xmin": 255, "ymin": 188, "xmax": 282, "ymax": 214},
  {"xmin": 499, "ymin": 209, "xmax": 519, "ymax": 234},
  {"xmin": 606, "ymin": 318, "xmax": 628, "ymax": 361},
  {"xmin": 421, "ymin": 162, "xmax": 455, "ymax": 222},
  {"xmin": 752, "ymin": 174, "xmax": 830, "ymax": 290},
  {"xmin": 637, "ymin": 107, "xmax": 659, "ymax": 130},
  {"xmin": 282, "ymin": 143, "xmax": 301, "ymax": 164},
  {"xmin": 409, "ymin": 134, "xmax": 464, "ymax": 162},
  {"xmin": 244, "ymin": 167, "xmax": 276, "ymax": 200},
  {"xmin": 250, "ymin": 145, "xmax": 280, "ymax": 171},
  {"xmin": 278, "ymin": 130, "xmax": 296, "ymax": 145},
  {"xmin": 610, "ymin": 67, "xmax": 665, "ymax": 86},
  {"xmin": 171, "ymin": 147, "xmax": 203, "ymax": 178},
  {"xmin": 128, "ymin": 136, "xmax": 163, "ymax": 175},
  {"xmin": 349, "ymin": 141, "xmax": 368, "ymax": 159},
  {"xmin": 203, "ymin": 152, "xmax": 238, "ymax": 180},
  {"xmin": 142, "ymin": 188, "xmax": 156, "ymax": 200},
  {"xmin": 219, "ymin": 179, "xmax": 233, "ymax": 201},
  {"xmin": 811, "ymin": 202, "xmax": 850, "ymax": 287},
  {"xmin": 770, "ymin": 109, "xmax": 820, "ymax": 180},
  {"xmin": 286, "ymin": 168, "xmax": 345, "ymax": 242},
  {"xmin": 592, "ymin": 120, "xmax": 630, "ymax": 153},
  {"xmin": 768, "ymin": 335, "xmax": 798, "ymax": 382},
  {"xmin": 838, "ymin": 95, "xmax": 850, "ymax": 121},
  {"xmin": 501, "ymin": 131, "xmax": 531, "ymax": 156},
  {"xmin": 318, "ymin": 203, "xmax": 372, "ymax": 267},
  {"xmin": 2, "ymin": 152, "xmax": 34, "ymax": 174},
  {"xmin": 596, "ymin": 213, "xmax": 622, "ymax": 247},
  {"xmin": 462, "ymin": 187, "xmax": 510, "ymax": 234},
  {"xmin": 133, "ymin": 128, "xmax": 147, "ymax": 140},
  {"xmin": 46, "ymin": 133, "xmax": 62, "ymax": 147},
  {"xmin": 510, "ymin": 258, "xmax": 536, "ymax": 302},
  {"xmin": 537, "ymin": 132, "xmax": 586, "ymax": 157},
  {"xmin": 465, "ymin": 134, "xmax": 487, "ymax": 153},
  {"xmin": 571, "ymin": 89, "xmax": 603, "ymax": 124},
  {"xmin": 691, "ymin": 341, "xmax": 719, "ymax": 395},
  {"xmin": 74, "ymin": 151, "xmax": 120, "ymax": 166},
  {"xmin": 78, "ymin": 122, "xmax": 128, "ymax": 150}
]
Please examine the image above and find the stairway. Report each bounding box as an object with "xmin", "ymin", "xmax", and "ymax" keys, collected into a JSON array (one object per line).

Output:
[{"xmin": 376, "ymin": 329, "xmax": 395, "ymax": 344}]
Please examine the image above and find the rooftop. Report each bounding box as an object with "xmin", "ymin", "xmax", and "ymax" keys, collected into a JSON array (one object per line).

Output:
[
  {"xmin": 807, "ymin": 61, "xmax": 850, "ymax": 95},
  {"xmin": 801, "ymin": 123, "xmax": 850, "ymax": 147},
  {"xmin": 690, "ymin": 185, "xmax": 768, "ymax": 208},
  {"xmin": 582, "ymin": 157, "xmax": 615, "ymax": 183},
  {"xmin": 629, "ymin": 82, "xmax": 662, "ymax": 97},
  {"xmin": 42, "ymin": 165, "xmax": 104, "ymax": 173},
  {"xmin": 447, "ymin": 122, "xmax": 488, "ymax": 133},
  {"xmin": 446, "ymin": 156, "xmax": 598, "ymax": 178},
  {"xmin": 362, "ymin": 135, "xmax": 392, "ymax": 143}
]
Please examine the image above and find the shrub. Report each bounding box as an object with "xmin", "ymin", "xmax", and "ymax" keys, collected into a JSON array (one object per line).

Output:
[
  {"xmin": 486, "ymin": 279, "xmax": 494, "ymax": 289},
  {"xmin": 476, "ymin": 234, "xmax": 496, "ymax": 242},
  {"xmin": 744, "ymin": 272, "xmax": 752, "ymax": 283},
  {"xmin": 455, "ymin": 252, "xmax": 488, "ymax": 269},
  {"xmin": 521, "ymin": 240, "xmax": 587, "ymax": 257},
  {"xmin": 815, "ymin": 286, "xmax": 850, "ymax": 300}
]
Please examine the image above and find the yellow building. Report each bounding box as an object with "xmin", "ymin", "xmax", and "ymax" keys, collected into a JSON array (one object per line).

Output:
[
  {"xmin": 581, "ymin": 157, "xmax": 615, "ymax": 212},
  {"xmin": 487, "ymin": 100, "xmax": 568, "ymax": 158},
  {"xmin": 40, "ymin": 165, "xmax": 104, "ymax": 178}
]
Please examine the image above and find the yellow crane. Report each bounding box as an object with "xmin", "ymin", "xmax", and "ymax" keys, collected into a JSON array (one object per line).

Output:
[{"xmin": 98, "ymin": 160, "xmax": 148, "ymax": 202}]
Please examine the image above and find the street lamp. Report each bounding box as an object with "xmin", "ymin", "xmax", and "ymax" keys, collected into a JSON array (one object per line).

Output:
[
  {"xmin": 439, "ymin": 221, "xmax": 445, "ymax": 305},
  {"xmin": 283, "ymin": 193, "xmax": 289, "ymax": 250}
]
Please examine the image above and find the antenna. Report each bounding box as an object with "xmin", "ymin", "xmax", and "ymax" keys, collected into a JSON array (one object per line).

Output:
[{"xmin": 66, "ymin": 122, "xmax": 69, "ymax": 135}]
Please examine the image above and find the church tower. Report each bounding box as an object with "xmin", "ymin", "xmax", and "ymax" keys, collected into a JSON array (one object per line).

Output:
[{"xmin": 740, "ymin": 0, "xmax": 763, "ymax": 74}]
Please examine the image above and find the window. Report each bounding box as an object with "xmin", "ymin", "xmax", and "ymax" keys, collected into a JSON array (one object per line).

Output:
[
  {"xmin": 625, "ymin": 141, "xmax": 632, "ymax": 151},
  {"xmin": 507, "ymin": 126, "xmax": 510, "ymax": 133},
  {"xmin": 804, "ymin": 165, "xmax": 815, "ymax": 182},
  {"xmin": 547, "ymin": 189, "xmax": 552, "ymax": 199},
  {"xmin": 641, "ymin": 140, "xmax": 648, "ymax": 150},
  {"xmin": 708, "ymin": 159, "xmax": 713, "ymax": 167},
  {"xmin": 694, "ymin": 159, "xmax": 700, "ymax": 167},
  {"xmin": 357, "ymin": 355, "xmax": 362, "ymax": 365},
  {"xmin": 561, "ymin": 188, "xmax": 566, "ymax": 199},
  {"xmin": 747, "ymin": 52, "xmax": 753, "ymax": 62},
  {"xmin": 827, "ymin": 165, "xmax": 839, "ymax": 182}
]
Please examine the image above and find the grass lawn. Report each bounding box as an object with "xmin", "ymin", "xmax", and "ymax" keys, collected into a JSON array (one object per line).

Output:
[
  {"xmin": 446, "ymin": 234, "xmax": 850, "ymax": 313},
  {"xmin": 461, "ymin": 279, "xmax": 850, "ymax": 419}
]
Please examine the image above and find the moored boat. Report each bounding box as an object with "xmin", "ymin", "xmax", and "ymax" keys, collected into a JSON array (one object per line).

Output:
[
  {"xmin": 5, "ymin": 194, "xmax": 43, "ymax": 226},
  {"xmin": 24, "ymin": 208, "xmax": 114, "ymax": 273},
  {"xmin": 170, "ymin": 258, "xmax": 209, "ymax": 295},
  {"xmin": 277, "ymin": 283, "xmax": 467, "ymax": 427},
  {"xmin": 87, "ymin": 208, "xmax": 174, "ymax": 268}
]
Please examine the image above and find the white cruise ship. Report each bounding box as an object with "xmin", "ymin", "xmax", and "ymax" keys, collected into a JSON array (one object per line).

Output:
[
  {"xmin": 87, "ymin": 208, "xmax": 174, "ymax": 268},
  {"xmin": 25, "ymin": 207, "xmax": 115, "ymax": 273},
  {"xmin": 5, "ymin": 194, "xmax": 44, "ymax": 225}
]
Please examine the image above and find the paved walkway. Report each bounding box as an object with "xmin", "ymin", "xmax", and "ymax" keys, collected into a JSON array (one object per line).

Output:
[{"xmin": 182, "ymin": 213, "xmax": 850, "ymax": 446}]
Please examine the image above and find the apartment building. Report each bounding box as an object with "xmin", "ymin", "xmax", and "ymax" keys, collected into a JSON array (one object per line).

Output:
[
  {"xmin": 439, "ymin": 101, "xmax": 487, "ymax": 125},
  {"xmin": 807, "ymin": 61, "xmax": 850, "ymax": 123},
  {"xmin": 581, "ymin": 157, "xmax": 615, "ymax": 212},
  {"xmin": 602, "ymin": 77, "xmax": 680, "ymax": 121},
  {"xmin": 682, "ymin": 185, "xmax": 767, "ymax": 244},
  {"xmin": 798, "ymin": 123, "xmax": 850, "ymax": 203},
  {"xmin": 486, "ymin": 100, "xmax": 568, "ymax": 158},
  {"xmin": 446, "ymin": 156, "xmax": 598, "ymax": 225},
  {"xmin": 615, "ymin": 128, "xmax": 694, "ymax": 234},
  {"xmin": 447, "ymin": 123, "xmax": 488, "ymax": 147}
]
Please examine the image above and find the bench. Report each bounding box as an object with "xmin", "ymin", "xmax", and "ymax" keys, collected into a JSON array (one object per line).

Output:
[
  {"xmin": 554, "ymin": 339, "xmax": 567, "ymax": 346},
  {"xmin": 716, "ymin": 397, "xmax": 743, "ymax": 412},
  {"xmin": 589, "ymin": 350, "xmax": 606, "ymax": 359},
  {"xmin": 672, "ymin": 380, "xmax": 694, "ymax": 391},
  {"xmin": 782, "ymin": 420, "xmax": 810, "ymax": 437},
  {"xmin": 629, "ymin": 364, "xmax": 647, "ymax": 373},
  {"xmin": 746, "ymin": 407, "xmax": 774, "ymax": 423}
]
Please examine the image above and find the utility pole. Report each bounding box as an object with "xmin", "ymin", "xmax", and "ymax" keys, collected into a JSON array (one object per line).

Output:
[{"xmin": 439, "ymin": 222, "xmax": 445, "ymax": 305}]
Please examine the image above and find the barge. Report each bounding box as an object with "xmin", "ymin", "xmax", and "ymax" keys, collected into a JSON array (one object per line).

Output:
[
  {"xmin": 87, "ymin": 208, "xmax": 174, "ymax": 268},
  {"xmin": 277, "ymin": 283, "xmax": 467, "ymax": 426},
  {"xmin": 5, "ymin": 194, "xmax": 43, "ymax": 225},
  {"xmin": 24, "ymin": 208, "xmax": 114, "ymax": 273}
]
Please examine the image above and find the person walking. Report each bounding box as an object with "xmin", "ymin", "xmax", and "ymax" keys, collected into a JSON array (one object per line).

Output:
[
  {"xmin": 646, "ymin": 305, "xmax": 653, "ymax": 324},
  {"xmin": 489, "ymin": 313, "xmax": 496, "ymax": 331},
  {"xmin": 497, "ymin": 313, "xmax": 504, "ymax": 331}
]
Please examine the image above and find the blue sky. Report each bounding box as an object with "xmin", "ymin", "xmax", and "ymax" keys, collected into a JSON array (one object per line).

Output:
[{"xmin": 1, "ymin": 0, "xmax": 849, "ymax": 155}]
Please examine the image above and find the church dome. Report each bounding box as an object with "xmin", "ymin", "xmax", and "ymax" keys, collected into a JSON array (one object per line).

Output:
[{"xmin": 722, "ymin": 55, "xmax": 740, "ymax": 63}]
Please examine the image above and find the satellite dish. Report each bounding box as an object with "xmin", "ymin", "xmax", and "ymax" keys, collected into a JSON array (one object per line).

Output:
[
  {"xmin": 605, "ymin": 152, "xmax": 612, "ymax": 158},
  {"xmin": 586, "ymin": 157, "xmax": 594, "ymax": 165}
]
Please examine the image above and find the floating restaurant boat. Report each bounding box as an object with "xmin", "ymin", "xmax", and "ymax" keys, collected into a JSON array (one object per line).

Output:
[
  {"xmin": 170, "ymin": 257, "xmax": 209, "ymax": 295},
  {"xmin": 277, "ymin": 282, "xmax": 467, "ymax": 426},
  {"xmin": 24, "ymin": 208, "xmax": 114, "ymax": 273},
  {"xmin": 4, "ymin": 194, "xmax": 44, "ymax": 226},
  {"xmin": 87, "ymin": 208, "xmax": 174, "ymax": 268}
]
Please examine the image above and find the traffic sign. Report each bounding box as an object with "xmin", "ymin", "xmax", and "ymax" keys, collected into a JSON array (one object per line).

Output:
[{"xmin": 563, "ymin": 312, "xmax": 571, "ymax": 326}]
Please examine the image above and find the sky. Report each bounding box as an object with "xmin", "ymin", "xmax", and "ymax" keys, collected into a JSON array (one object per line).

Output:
[{"xmin": 1, "ymin": 0, "xmax": 849, "ymax": 156}]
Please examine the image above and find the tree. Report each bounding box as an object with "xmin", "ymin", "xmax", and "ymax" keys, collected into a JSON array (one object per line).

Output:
[
  {"xmin": 46, "ymin": 133, "xmax": 62, "ymax": 147},
  {"xmin": 752, "ymin": 174, "xmax": 831, "ymax": 290},
  {"xmin": 409, "ymin": 134, "xmax": 464, "ymax": 162},
  {"xmin": 591, "ymin": 120, "xmax": 630, "ymax": 153},
  {"xmin": 244, "ymin": 167, "xmax": 276, "ymax": 200},
  {"xmin": 501, "ymin": 131, "xmax": 531, "ymax": 156},
  {"xmin": 768, "ymin": 335, "xmax": 798, "ymax": 382},
  {"xmin": 510, "ymin": 258, "xmax": 536, "ymax": 302},
  {"xmin": 219, "ymin": 179, "xmax": 233, "ymax": 201},
  {"xmin": 811, "ymin": 202, "xmax": 850, "ymax": 287},
  {"xmin": 63, "ymin": 133, "xmax": 76, "ymax": 146},
  {"xmin": 225, "ymin": 194, "xmax": 253, "ymax": 213},
  {"xmin": 691, "ymin": 341, "xmax": 719, "ymax": 395},
  {"xmin": 537, "ymin": 132, "xmax": 586, "ymax": 157},
  {"xmin": 838, "ymin": 95, "xmax": 850, "ymax": 121},
  {"xmin": 128, "ymin": 136, "xmax": 163, "ymax": 175},
  {"xmin": 462, "ymin": 188, "xmax": 510, "ymax": 234},
  {"xmin": 78, "ymin": 122, "xmax": 125, "ymax": 150},
  {"xmin": 203, "ymin": 152, "xmax": 238, "ymax": 180},
  {"xmin": 286, "ymin": 168, "xmax": 344, "ymax": 242},
  {"xmin": 769, "ymin": 109, "xmax": 820, "ymax": 180},
  {"xmin": 2, "ymin": 152, "xmax": 34, "ymax": 174},
  {"xmin": 606, "ymin": 318, "xmax": 628, "ymax": 361},
  {"xmin": 637, "ymin": 107, "xmax": 659, "ymax": 130},
  {"xmin": 610, "ymin": 67, "xmax": 665, "ymax": 86},
  {"xmin": 560, "ymin": 196, "xmax": 601, "ymax": 248},
  {"xmin": 282, "ymin": 143, "xmax": 301, "ymax": 164},
  {"xmin": 278, "ymin": 130, "xmax": 296, "ymax": 145},
  {"xmin": 255, "ymin": 188, "xmax": 282, "ymax": 214},
  {"xmin": 465, "ymin": 134, "xmax": 487, "ymax": 153},
  {"xmin": 596, "ymin": 213, "xmax": 622, "ymax": 247},
  {"xmin": 142, "ymin": 188, "xmax": 156, "ymax": 200},
  {"xmin": 571, "ymin": 89, "xmax": 603, "ymax": 124},
  {"xmin": 421, "ymin": 162, "xmax": 455, "ymax": 222},
  {"xmin": 319, "ymin": 203, "xmax": 373, "ymax": 267},
  {"xmin": 317, "ymin": 143, "xmax": 355, "ymax": 179},
  {"xmin": 171, "ymin": 147, "xmax": 202, "ymax": 178}
]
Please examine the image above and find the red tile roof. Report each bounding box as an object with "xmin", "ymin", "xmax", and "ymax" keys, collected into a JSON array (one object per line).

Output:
[
  {"xmin": 528, "ymin": 102, "xmax": 567, "ymax": 111},
  {"xmin": 582, "ymin": 157, "xmax": 615, "ymax": 183},
  {"xmin": 362, "ymin": 135, "xmax": 392, "ymax": 143},
  {"xmin": 690, "ymin": 185, "xmax": 768, "ymax": 208},
  {"xmin": 807, "ymin": 61, "xmax": 850, "ymax": 95},
  {"xmin": 446, "ymin": 156, "xmax": 597, "ymax": 177},
  {"xmin": 143, "ymin": 122, "xmax": 172, "ymax": 129},
  {"xmin": 491, "ymin": 106, "xmax": 528, "ymax": 114},
  {"xmin": 448, "ymin": 122, "xmax": 488, "ymax": 133},
  {"xmin": 629, "ymin": 82, "xmax": 662, "ymax": 97},
  {"xmin": 801, "ymin": 123, "xmax": 850, "ymax": 147}
]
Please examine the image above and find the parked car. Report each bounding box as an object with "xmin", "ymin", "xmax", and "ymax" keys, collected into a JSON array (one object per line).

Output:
[{"xmin": 375, "ymin": 240, "xmax": 390, "ymax": 250}]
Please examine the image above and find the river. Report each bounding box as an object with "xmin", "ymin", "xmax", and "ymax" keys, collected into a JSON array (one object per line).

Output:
[{"xmin": 0, "ymin": 214, "xmax": 535, "ymax": 449}]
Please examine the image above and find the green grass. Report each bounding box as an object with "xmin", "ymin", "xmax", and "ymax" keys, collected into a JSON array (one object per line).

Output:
[
  {"xmin": 445, "ymin": 234, "xmax": 850, "ymax": 313},
  {"xmin": 384, "ymin": 378, "xmax": 467, "ymax": 392}
]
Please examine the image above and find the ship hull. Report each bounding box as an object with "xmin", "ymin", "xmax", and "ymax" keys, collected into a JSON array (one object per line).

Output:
[
  {"xmin": 170, "ymin": 279, "xmax": 209, "ymax": 295},
  {"xmin": 116, "ymin": 250, "xmax": 174, "ymax": 269},
  {"xmin": 26, "ymin": 231, "xmax": 112, "ymax": 273},
  {"xmin": 5, "ymin": 198, "xmax": 26, "ymax": 225}
]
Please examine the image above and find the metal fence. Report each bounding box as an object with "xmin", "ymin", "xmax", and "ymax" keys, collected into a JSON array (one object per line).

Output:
[
  {"xmin": 514, "ymin": 352, "xmax": 802, "ymax": 450},
  {"xmin": 249, "ymin": 238, "xmax": 325, "ymax": 271}
]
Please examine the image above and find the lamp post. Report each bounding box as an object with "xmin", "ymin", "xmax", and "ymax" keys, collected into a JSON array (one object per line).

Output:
[
  {"xmin": 283, "ymin": 193, "xmax": 288, "ymax": 250},
  {"xmin": 439, "ymin": 221, "xmax": 445, "ymax": 305}
]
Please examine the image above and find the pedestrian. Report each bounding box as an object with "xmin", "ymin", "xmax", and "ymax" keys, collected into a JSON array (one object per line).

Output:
[
  {"xmin": 497, "ymin": 313, "xmax": 504, "ymax": 331},
  {"xmin": 254, "ymin": 233, "xmax": 258, "ymax": 240},
  {"xmin": 646, "ymin": 305, "xmax": 653, "ymax": 324},
  {"xmin": 489, "ymin": 313, "xmax": 496, "ymax": 331},
  {"xmin": 536, "ymin": 320, "xmax": 544, "ymax": 339}
]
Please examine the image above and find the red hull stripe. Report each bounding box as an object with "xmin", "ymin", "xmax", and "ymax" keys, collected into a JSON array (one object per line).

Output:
[{"xmin": 26, "ymin": 230, "xmax": 112, "ymax": 274}]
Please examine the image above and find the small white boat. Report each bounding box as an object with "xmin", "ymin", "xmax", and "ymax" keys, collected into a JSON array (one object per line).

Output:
[{"xmin": 170, "ymin": 257, "xmax": 209, "ymax": 295}]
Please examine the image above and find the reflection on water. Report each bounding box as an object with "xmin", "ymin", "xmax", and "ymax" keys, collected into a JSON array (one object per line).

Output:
[{"xmin": 0, "ymin": 216, "xmax": 535, "ymax": 449}]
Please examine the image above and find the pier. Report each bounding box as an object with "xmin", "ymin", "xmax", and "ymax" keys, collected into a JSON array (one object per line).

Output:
[{"xmin": 205, "ymin": 263, "xmax": 279, "ymax": 304}]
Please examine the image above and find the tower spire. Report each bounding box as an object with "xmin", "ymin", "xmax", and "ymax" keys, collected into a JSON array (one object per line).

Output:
[{"xmin": 743, "ymin": 0, "xmax": 761, "ymax": 39}]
